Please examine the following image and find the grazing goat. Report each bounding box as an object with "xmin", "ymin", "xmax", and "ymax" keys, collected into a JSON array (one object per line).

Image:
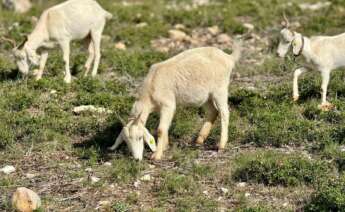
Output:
[
  {"xmin": 12, "ymin": 0, "xmax": 112, "ymax": 83},
  {"xmin": 109, "ymin": 43, "xmax": 242, "ymax": 160},
  {"xmin": 277, "ymin": 16, "xmax": 345, "ymax": 111}
]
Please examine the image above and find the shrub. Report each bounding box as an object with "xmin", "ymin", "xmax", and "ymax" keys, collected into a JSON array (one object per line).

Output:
[{"xmin": 233, "ymin": 152, "xmax": 332, "ymax": 186}]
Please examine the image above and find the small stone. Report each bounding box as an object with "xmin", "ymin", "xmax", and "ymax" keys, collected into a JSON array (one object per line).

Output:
[
  {"xmin": 0, "ymin": 165, "xmax": 15, "ymax": 174},
  {"xmin": 220, "ymin": 187, "xmax": 228, "ymax": 194},
  {"xmin": 115, "ymin": 42, "xmax": 127, "ymax": 50},
  {"xmin": 203, "ymin": 190, "xmax": 209, "ymax": 195},
  {"xmin": 340, "ymin": 146, "xmax": 345, "ymax": 152},
  {"xmin": 207, "ymin": 26, "xmax": 220, "ymax": 35},
  {"xmin": 149, "ymin": 164, "xmax": 156, "ymax": 169},
  {"xmin": 283, "ymin": 202, "xmax": 289, "ymax": 207},
  {"xmin": 136, "ymin": 22, "xmax": 148, "ymax": 28},
  {"xmin": 217, "ymin": 33, "xmax": 231, "ymax": 43},
  {"xmin": 169, "ymin": 29, "xmax": 187, "ymax": 41},
  {"xmin": 85, "ymin": 167, "xmax": 92, "ymax": 172},
  {"xmin": 73, "ymin": 105, "xmax": 112, "ymax": 114},
  {"xmin": 90, "ymin": 176, "xmax": 100, "ymax": 184},
  {"xmin": 174, "ymin": 24, "xmax": 186, "ymax": 30},
  {"xmin": 243, "ymin": 23, "xmax": 254, "ymax": 30},
  {"xmin": 134, "ymin": 180, "xmax": 141, "ymax": 188},
  {"xmin": 140, "ymin": 174, "xmax": 152, "ymax": 182},
  {"xmin": 12, "ymin": 187, "xmax": 41, "ymax": 212},
  {"xmin": 25, "ymin": 173, "xmax": 36, "ymax": 179},
  {"xmin": 237, "ymin": 182, "xmax": 247, "ymax": 187},
  {"xmin": 50, "ymin": 90, "xmax": 57, "ymax": 94},
  {"xmin": 104, "ymin": 162, "xmax": 112, "ymax": 166},
  {"xmin": 244, "ymin": 192, "xmax": 251, "ymax": 197}
]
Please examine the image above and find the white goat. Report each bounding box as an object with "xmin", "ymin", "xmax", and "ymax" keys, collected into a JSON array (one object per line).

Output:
[
  {"xmin": 12, "ymin": 0, "xmax": 112, "ymax": 83},
  {"xmin": 277, "ymin": 17, "xmax": 345, "ymax": 111},
  {"xmin": 2, "ymin": 0, "xmax": 32, "ymax": 13},
  {"xmin": 109, "ymin": 43, "xmax": 242, "ymax": 160}
]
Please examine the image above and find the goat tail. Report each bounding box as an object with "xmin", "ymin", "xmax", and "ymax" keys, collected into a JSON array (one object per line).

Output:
[
  {"xmin": 104, "ymin": 11, "xmax": 113, "ymax": 20},
  {"xmin": 231, "ymin": 39, "xmax": 243, "ymax": 63}
]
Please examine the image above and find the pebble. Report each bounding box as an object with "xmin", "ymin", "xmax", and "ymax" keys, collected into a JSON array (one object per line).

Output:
[
  {"xmin": 12, "ymin": 187, "xmax": 41, "ymax": 212},
  {"xmin": 0, "ymin": 165, "xmax": 16, "ymax": 174}
]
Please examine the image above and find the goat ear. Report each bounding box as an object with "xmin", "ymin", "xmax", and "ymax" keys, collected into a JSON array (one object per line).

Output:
[
  {"xmin": 143, "ymin": 128, "xmax": 156, "ymax": 152},
  {"xmin": 108, "ymin": 129, "xmax": 124, "ymax": 151}
]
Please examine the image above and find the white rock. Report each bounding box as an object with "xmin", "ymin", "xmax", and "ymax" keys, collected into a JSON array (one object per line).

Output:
[
  {"xmin": 217, "ymin": 33, "xmax": 231, "ymax": 43},
  {"xmin": 244, "ymin": 192, "xmax": 251, "ymax": 197},
  {"xmin": 50, "ymin": 90, "xmax": 57, "ymax": 94},
  {"xmin": 25, "ymin": 173, "xmax": 36, "ymax": 179},
  {"xmin": 340, "ymin": 146, "xmax": 345, "ymax": 152},
  {"xmin": 85, "ymin": 167, "xmax": 92, "ymax": 172},
  {"xmin": 203, "ymin": 190, "xmax": 209, "ymax": 195},
  {"xmin": 299, "ymin": 2, "xmax": 331, "ymax": 11},
  {"xmin": 207, "ymin": 26, "xmax": 220, "ymax": 35},
  {"xmin": 140, "ymin": 174, "xmax": 152, "ymax": 182},
  {"xmin": 149, "ymin": 164, "xmax": 156, "ymax": 169},
  {"xmin": 115, "ymin": 42, "xmax": 127, "ymax": 50},
  {"xmin": 283, "ymin": 202, "xmax": 288, "ymax": 207},
  {"xmin": 243, "ymin": 23, "xmax": 254, "ymax": 30},
  {"xmin": 12, "ymin": 187, "xmax": 41, "ymax": 212},
  {"xmin": 73, "ymin": 105, "xmax": 112, "ymax": 114},
  {"xmin": 136, "ymin": 22, "xmax": 148, "ymax": 28},
  {"xmin": 104, "ymin": 162, "xmax": 112, "ymax": 166},
  {"xmin": 237, "ymin": 182, "xmax": 247, "ymax": 187},
  {"xmin": 220, "ymin": 187, "xmax": 228, "ymax": 194},
  {"xmin": 90, "ymin": 176, "xmax": 100, "ymax": 184},
  {"xmin": 134, "ymin": 180, "xmax": 141, "ymax": 188},
  {"xmin": 169, "ymin": 29, "xmax": 187, "ymax": 41},
  {"xmin": 0, "ymin": 165, "xmax": 15, "ymax": 174}
]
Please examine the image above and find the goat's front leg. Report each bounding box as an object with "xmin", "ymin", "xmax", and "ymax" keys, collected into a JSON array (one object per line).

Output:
[
  {"xmin": 293, "ymin": 67, "xmax": 306, "ymax": 101},
  {"xmin": 33, "ymin": 51, "xmax": 48, "ymax": 81},
  {"xmin": 59, "ymin": 40, "xmax": 72, "ymax": 83},
  {"xmin": 319, "ymin": 69, "xmax": 334, "ymax": 111},
  {"xmin": 151, "ymin": 106, "xmax": 175, "ymax": 161}
]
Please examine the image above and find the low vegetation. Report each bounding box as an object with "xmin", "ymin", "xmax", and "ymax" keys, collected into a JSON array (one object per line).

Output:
[{"xmin": 0, "ymin": 0, "xmax": 344, "ymax": 211}]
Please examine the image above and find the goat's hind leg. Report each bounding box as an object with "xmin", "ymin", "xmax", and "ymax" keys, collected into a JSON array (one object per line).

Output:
[
  {"xmin": 213, "ymin": 90, "xmax": 229, "ymax": 150},
  {"xmin": 318, "ymin": 69, "xmax": 334, "ymax": 111},
  {"xmin": 59, "ymin": 40, "xmax": 72, "ymax": 83},
  {"xmin": 196, "ymin": 100, "xmax": 218, "ymax": 145},
  {"xmin": 84, "ymin": 41, "xmax": 95, "ymax": 77},
  {"xmin": 90, "ymin": 23, "xmax": 105, "ymax": 77}
]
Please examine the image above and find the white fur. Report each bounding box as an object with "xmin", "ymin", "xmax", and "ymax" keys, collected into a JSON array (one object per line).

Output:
[
  {"xmin": 13, "ymin": 0, "xmax": 112, "ymax": 83},
  {"xmin": 110, "ymin": 43, "xmax": 242, "ymax": 160},
  {"xmin": 277, "ymin": 27, "xmax": 345, "ymax": 109}
]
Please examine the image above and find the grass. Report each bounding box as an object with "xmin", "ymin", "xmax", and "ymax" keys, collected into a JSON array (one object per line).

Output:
[{"xmin": 1, "ymin": 0, "xmax": 345, "ymax": 211}]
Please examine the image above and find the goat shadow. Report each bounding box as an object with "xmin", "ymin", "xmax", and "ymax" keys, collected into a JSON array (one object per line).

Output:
[
  {"xmin": 0, "ymin": 68, "xmax": 20, "ymax": 82},
  {"xmin": 73, "ymin": 121, "xmax": 130, "ymax": 161}
]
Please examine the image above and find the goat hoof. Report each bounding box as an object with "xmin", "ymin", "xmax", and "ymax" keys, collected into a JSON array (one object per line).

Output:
[
  {"xmin": 293, "ymin": 95, "xmax": 299, "ymax": 102},
  {"xmin": 150, "ymin": 153, "xmax": 162, "ymax": 161},
  {"xmin": 318, "ymin": 102, "xmax": 335, "ymax": 111},
  {"xmin": 64, "ymin": 76, "xmax": 72, "ymax": 84}
]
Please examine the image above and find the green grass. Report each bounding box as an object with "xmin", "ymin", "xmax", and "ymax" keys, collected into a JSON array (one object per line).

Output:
[{"xmin": 1, "ymin": 0, "xmax": 345, "ymax": 210}]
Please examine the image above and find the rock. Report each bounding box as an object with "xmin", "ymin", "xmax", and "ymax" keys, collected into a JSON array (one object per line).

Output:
[
  {"xmin": 0, "ymin": 165, "xmax": 15, "ymax": 174},
  {"xmin": 299, "ymin": 2, "xmax": 331, "ymax": 11},
  {"xmin": 207, "ymin": 26, "xmax": 220, "ymax": 35},
  {"xmin": 136, "ymin": 22, "xmax": 148, "ymax": 28},
  {"xmin": 115, "ymin": 42, "xmax": 127, "ymax": 50},
  {"xmin": 2, "ymin": 0, "xmax": 32, "ymax": 13},
  {"xmin": 217, "ymin": 33, "xmax": 231, "ymax": 43},
  {"xmin": 237, "ymin": 182, "xmax": 247, "ymax": 187},
  {"xmin": 174, "ymin": 24, "xmax": 186, "ymax": 30},
  {"xmin": 90, "ymin": 176, "xmax": 100, "ymax": 184},
  {"xmin": 25, "ymin": 173, "xmax": 36, "ymax": 179},
  {"xmin": 12, "ymin": 187, "xmax": 41, "ymax": 212},
  {"xmin": 140, "ymin": 174, "xmax": 152, "ymax": 182},
  {"xmin": 85, "ymin": 167, "xmax": 92, "ymax": 172},
  {"xmin": 243, "ymin": 23, "xmax": 254, "ymax": 30},
  {"xmin": 73, "ymin": 105, "xmax": 112, "ymax": 114},
  {"xmin": 149, "ymin": 164, "xmax": 156, "ymax": 169},
  {"xmin": 169, "ymin": 29, "xmax": 187, "ymax": 41},
  {"xmin": 340, "ymin": 146, "xmax": 345, "ymax": 152},
  {"xmin": 50, "ymin": 90, "xmax": 57, "ymax": 95},
  {"xmin": 104, "ymin": 162, "xmax": 112, "ymax": 166},
  {"xmin": 220, "ymin": 187, "xmax": 228, "ymax": 194},
  {"xmin": 244, "ymin": 192, "xmax": 250, "ymax": 197},
  {"xmin": 134, "ymin": 180, "xmax": 141, "ymax": 188},
  {"xmin": 203, "ymin": 190, "xmax": 209, "ymax": 195}
]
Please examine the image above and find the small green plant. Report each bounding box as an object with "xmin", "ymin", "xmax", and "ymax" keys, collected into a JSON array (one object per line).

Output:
[
  {"xmin": 233, "ymin": 151, "xmax": 332, "ymax": 186},
  {"xmin": 112, "ymin": 201, "xmax": 130, "ymax": 212},
  {"xmin": 305, "ymin": 174, "xmax": 345, "ymax": 211}
]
